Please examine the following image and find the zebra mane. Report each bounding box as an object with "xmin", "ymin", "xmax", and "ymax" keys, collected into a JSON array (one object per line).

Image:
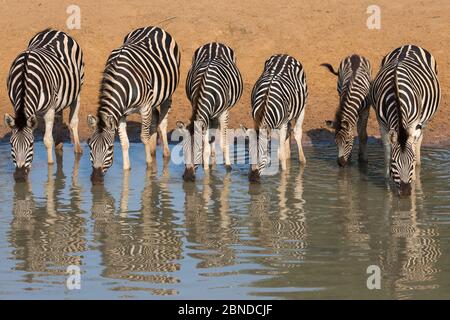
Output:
[
  {"xmin": 394, "ymin": 67, "xmax": 409, "ymax": 150},
  {"xmin": 334, "ymin": 55, "xmax": 363, "ymax": 131},
  {"xmin": 14, "ymin": 51, "xmax": 31, "ymax": 129},
  {"xmin": 97, "ymin": 47, "xmax": 127, "ymax": 129}
]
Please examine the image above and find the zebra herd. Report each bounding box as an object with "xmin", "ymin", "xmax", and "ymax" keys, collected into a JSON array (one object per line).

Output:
[{"xmin": 3, "ymin": 27, "xmax": 441, "ymax": 197}]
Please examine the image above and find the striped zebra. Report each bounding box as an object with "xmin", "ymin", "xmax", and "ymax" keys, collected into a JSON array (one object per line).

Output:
[
  {"xmin": 4, "ymin": 29, "xmax": 84, "ymax": 181},
  {"xmin": 244, "ymin": 54, "xmax": 308, "ymax": 182},
  {"xmin": 176, "ymin": 43, "xmax": 243, "ymax": 181},
  {"xmin": 321, "ymin": 55, "xmax": 372, "ymax": 167},
  {"xmin": 87, "ymin": 27, "xmax": 180, "ymax": 183},
  {"xmin": 371, "ymin": 45, "xmax": 440, "ymax": 196}
]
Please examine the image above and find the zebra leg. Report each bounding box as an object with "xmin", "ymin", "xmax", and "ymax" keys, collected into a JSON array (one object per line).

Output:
[
  {"xmin": 158, "ymin": 98, "xmax": 171, "ymax": 158},
  {"xmin": 279, "ymin": 124, "xmax": 287, "ymax": 171},
  {"xmin": 219, "ymin": 111, "xmax": 232, "ymax": 171},
  {"xmin": 412, "ymin": 133, "xmax": 424, "ymax": 181},
  {"xmin": 69, "ymin": 95, "xmax": 83, "ymax": 154},
  {"xmin": 381, "ymin": 127, "xmax": 391, "ymax": 179},
  {"xmin": 203, "ymin": 128, "xmax": 211, "ymax": 171},
  {"xmin": 357, "ymin": 108, "xmax": 369, "ymax": 163},
  {"xmin": 210, "ymin": 139, "xmax": 216, "ymax": 166},
  {"xmin": 285, "ymin": 134, "xmax": 291, "ymax": 160},
  {"xmin": 415, "ymin": 133, "xmax": 423, "ymax": 166},
  {"xmin": 54, "ymin": 110, "xmax": 64, "ymax": 152},
  {"xmin": 44, "ymin": 109, "xmax": 56, "ymax": 165},
  {"xmin": 293, "ymin": 109, "xmax": 306, "ymax": 165},
  {"xmin": 140, "ymin": 106, "xmax": 155, "ymax": 167},
  {"xmin": 118, "ymin": 117, "xmax": 131, "ymax": 170}
]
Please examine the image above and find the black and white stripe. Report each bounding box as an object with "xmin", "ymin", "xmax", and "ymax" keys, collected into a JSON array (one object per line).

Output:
[
  {"xmin": 247, "ymin": 54, "xmax": 308, "ymax": 182},
  {"xmin": 178, "ymin": 43, "xmax": 243, "ymax": 181},
  {"xmin": 4, "ymin": 29, "xmax": 84, "ymax": 181},
  {"xmin": 321, "ymin": 55, "xmax": 372, "ymax": 166},
  {"xmin": 87, "ymin": 26, "xmax": 180, "ymax": 183},
  {"xmin": 371, "ymin": 45, "xmax": 440, "ymax": 196}
]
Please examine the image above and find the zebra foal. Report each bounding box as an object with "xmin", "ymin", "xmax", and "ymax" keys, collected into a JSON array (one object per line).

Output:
[
  {"xmin": 371, "ymin": 45, "xmax": 440, "ymax": 196},
  {"xmin": 4, "ymin": 29, "xmax": 84, "ymax": 181},
  {"xmin": 321, "ymin": 55, "xmax": 372, "ymax": 166}
]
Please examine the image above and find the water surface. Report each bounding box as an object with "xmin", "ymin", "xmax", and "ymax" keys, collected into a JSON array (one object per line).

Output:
[{"xmin": 0, "ymin": 142, "xmax": 449, "ymax": 299}]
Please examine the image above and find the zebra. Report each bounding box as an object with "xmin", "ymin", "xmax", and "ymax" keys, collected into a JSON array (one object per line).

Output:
[
  {"xmin": 371, "ymin": 45, "xmax": 440, "ymax": 196},
  {"xmin": 244, "ymin": 54, "xmax": 308, "ymax": 182},
  {"xmin": 176, "ymin": 42, "xmax": 243, "ymax": 181},
  {"xmin": 4, "ymin": 29, "xmax": 84, "ymax": 181},
  {"xmin": 87, "ymin": 26, "xmax": 180, "ymax": 184},
  {"xmin": 321, "ymin": 54, "xmax": 372, "ymax": 167}
]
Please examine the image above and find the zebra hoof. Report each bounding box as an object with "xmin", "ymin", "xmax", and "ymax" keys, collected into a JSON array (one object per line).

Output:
[
  {"xmin": 74, "ymin": 146, "xmax": 83, "ymax": 154},
  {"xmin": 225, "ymin": 165, "xmax": 232, "ymax": 172}
]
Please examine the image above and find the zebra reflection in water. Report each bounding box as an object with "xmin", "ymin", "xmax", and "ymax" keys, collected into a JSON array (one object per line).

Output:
[
  {"xmin": 9, "ymin": 152, "xmax": 85, "ymax": 278},
  {"xmin": 248, "ymin": 166, "xmax": 307, "ymax": 265},
  {"xmin": 379, "ymin": 170, "xmax": 441, "ymax": 298},
  {"xmin": 183, "ymin": 172, "xmax": 238, "ymax": 269},
  {"xmin": 90, "ymin": 165, "xmax": 182, "ymax": 296}
]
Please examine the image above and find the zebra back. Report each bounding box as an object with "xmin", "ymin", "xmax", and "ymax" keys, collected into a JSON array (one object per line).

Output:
[
  {"xmin": 251, "ymin": 54, "xmax": 308, "ymax": 130},
  {"xmin": 372, "ymin": 45, "xmax": 440, "ymax": 142},
  {"xmin": 185, "ymin": 42, "xmax": 243, "ymax": 126},
  {"xmin": 335, "ymin": 55, "xmax": 371, "ymax": 129},
  {"xmin": 7, "ymin": 29, "xmax": 84, "ymax": 126},
  {"xmin": 97, "ymin": 26, "xmax": 180, "ymax": 128}
]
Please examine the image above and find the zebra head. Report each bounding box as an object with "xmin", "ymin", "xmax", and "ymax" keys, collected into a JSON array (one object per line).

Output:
[
  {"xmin": 241, "ymin": 124, "xmax": 270, "ymax": 183},
  {"xmin": 87, "ymin": 114, "xmax": 116, "ymax": 184},
  {"xmin": 326, "ymin": 118, "xmax": 354, "ymax": 167},
  {"xmin": 4, "ymin": 113, "xmax": 37, "ymax": 181},
  {"xmin": 176, "ymin": 120, "xmax": 204, "ymax": 182},
  {"xmin": 389, "ymin": 127, "xmax": 418, "ymax": 196}
]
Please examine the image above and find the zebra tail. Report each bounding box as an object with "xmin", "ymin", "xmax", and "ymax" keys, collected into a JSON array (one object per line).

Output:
[{"xmin": 320, "ymin": 63, "xmax": 339, "ymax": 76}]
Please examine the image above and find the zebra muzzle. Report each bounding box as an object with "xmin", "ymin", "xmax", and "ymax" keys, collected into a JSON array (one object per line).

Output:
[
  {"xmin": 337, "ymin": 156, "xmax": 348, "ymax": 167},
  {"xmin": 398, "ymin": 182, "xmax": 412, "ymax": 197},
  {"xmin": 248, "ymin": 169, "xmax": 260, "ymax": 183},
  {"xmin": 183, "ymin": 166, "xmax": 196, "ymax": 182},
  {"xmin": 91, "ymin": 167, "xmax": 105, "ymax": 184},
  {"xmin": 13, "ymin": 167, "xmax": 29, "ymax": 182}
]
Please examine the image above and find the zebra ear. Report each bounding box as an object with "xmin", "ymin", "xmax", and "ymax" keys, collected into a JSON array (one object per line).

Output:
[
  {"xmin": 341, "ymin": 120, "xmax": 350, "ymax": 130},
  {"xmin": 27, "ymin": 115, "xmax": 38, "ymax": 130},
  {"xmin": 389, "ymin": 130, "xmax": 398, "ymax": 144},
  {"xmin": 104, "ymin": 115, "xmax": 116, "ymax": 131},
  {"xmin": 176, "ymin": 121, "xmax": 186, "ymax": 129},
  {"xmin": 325, "ymin": 120, "xmax": 335, "ymax": 129},
  {"xmin": 87, "ymin": 115, "xmax": 98, "ymax": 131},
  {"xmin": 4, "ymin": 113, "xmax": 15, "ymax": 129}
]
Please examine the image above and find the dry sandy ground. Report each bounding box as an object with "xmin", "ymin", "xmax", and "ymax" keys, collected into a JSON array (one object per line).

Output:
[{"xmin": 0, "ymin": 0, "xmax": 449, "ymax": 145}]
